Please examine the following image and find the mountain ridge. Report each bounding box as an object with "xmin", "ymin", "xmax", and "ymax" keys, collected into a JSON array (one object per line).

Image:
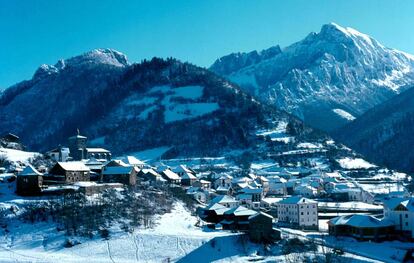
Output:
[
  {"xmin": 0, "ymin": 49, "xmax": 319, "ymax": 158},
  {"xmin": 334, "ymin": 85, "xmax": 414, "ymax": 173},
  {"xmin": 210, "ymin": 23, "xmax": 414, "ymax": 131}
]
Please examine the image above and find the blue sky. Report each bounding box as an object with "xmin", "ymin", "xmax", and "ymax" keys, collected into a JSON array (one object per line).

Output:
[{"xmin": 1, "ymin": 0, "xmax": 413, "ymax": 88}]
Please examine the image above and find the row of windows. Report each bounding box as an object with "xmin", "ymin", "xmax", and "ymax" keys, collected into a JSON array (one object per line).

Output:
[{"xmin": 300, "ymin": 211, "xmax": 316, "ymax": 215}]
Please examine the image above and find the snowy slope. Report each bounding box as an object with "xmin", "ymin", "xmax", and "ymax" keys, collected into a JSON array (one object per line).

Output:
[
  {"xmin": 0, "ymin": 148, "xmax": 40, "ymax": 163},
  {"xmin": 0, "ymin": 53, "xmax": 304, "ymax": 158},
  {"xmin": 211, "ymin": 23, "xmax": 414, "ymax": 131},
  {"xmin": 335, "ymin": 85, "xmax": 414, "ymax": 173},
  {"xmin": 0, "ymin": 202, "xmax": 238, "ymax": 263}
]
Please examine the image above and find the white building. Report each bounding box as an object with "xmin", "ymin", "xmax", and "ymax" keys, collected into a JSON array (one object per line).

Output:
[
  {"xmin": 267, "ymin": 176, "xmax": 287, "ymax": 196},
  {"xmin": 277, "ymin": 196, "xmax": 318, "ymax": 230},
  {"xmin": 347, "ymin": 188, "xmax": 375, "ymax": 204},
  {"xmin": 46, "ymin": 147, "xmax": 70, "ymax": 162},
  {"xmin": 214, "ymin": 174, "xmax": 233, "ymax": 189},
  {"xmin": 294, "ymin": 185, "xmax": 318, "ymax": 198},
  {"xmin": 383, "ymin": 198, "xmax": 414, "ymax": 238}
]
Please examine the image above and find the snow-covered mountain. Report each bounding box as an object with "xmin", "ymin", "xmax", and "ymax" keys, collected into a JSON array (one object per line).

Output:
[
  {"xmin": 334, "ymin": 85, "xmax": 414, "ymax": 173},
  {"xmin": 0, "ymin": 49, "xmax": 317, "ymax": 157},
  {"xmin": 210, "ymin": 23, "xmax": 414, "ymax": 131}
]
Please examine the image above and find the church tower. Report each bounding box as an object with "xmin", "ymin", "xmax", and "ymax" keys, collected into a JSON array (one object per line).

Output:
[{"xmin": 68, "ymin": 129, "xmax": 87, "ymax": 160}]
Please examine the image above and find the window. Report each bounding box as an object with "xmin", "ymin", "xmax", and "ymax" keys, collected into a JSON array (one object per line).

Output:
[{"xmin": 405, "ymin": 214, "xmax": 408, "ymax": 218}]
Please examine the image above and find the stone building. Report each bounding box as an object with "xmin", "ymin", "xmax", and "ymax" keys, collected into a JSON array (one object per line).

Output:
[
  {"xmin": 248, "ymin": 212, "xmax": 280, "ymax": 243},
  {"xmin": 68, "ymin": 130, "xmax": 111, "ymax": 161},
  {"xmin": 46, "ymin": 162, "xmax": 90, "ymax": 184},
  {"xmin": 16, "ymin": 165, "xmax": 43, "ymax": 195}
]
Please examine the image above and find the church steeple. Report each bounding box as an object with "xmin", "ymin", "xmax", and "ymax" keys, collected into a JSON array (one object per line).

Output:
[{"xmin": 68, "ymin": 130, "xmax": 87, "ymax": 160}]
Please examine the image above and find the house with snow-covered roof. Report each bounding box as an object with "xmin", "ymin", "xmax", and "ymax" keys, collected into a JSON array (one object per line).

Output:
[
  {"xmin": 248, "ymin": 212, "xmax": 280, "ymax": 243},
  {"xmin": 137, "ymin": 168, "xmax": 166, "ymax": 185},
  {"xmin": 214, "ymin": 173, "xmax": 233, "ymax": 189},
  {"xmin": 186, "ymin": 187, "xmax": 209, "ymax": 204},
  {"xmin": 210, "ymin": 195, "xmax": 239, "ymax": 208},
  {"xmin": 159, "ymin": 168, "xmax": 181, "ymax": 185},
  {"xmin": 200, "ymin": 203, "xmax": 230, "ymax": 223},
  {"xmin": 172, "ymin": 164, "xmax": 195, "ymax": 176},
  {"xmin": 239, "ymin": 187, "xmax": 263, "ymax": 208},
  {"xmin": 193, "ymin": 179, "xmax": 211, "ymax": 190},
  {"xmin": 276, "ymin": 196, "xmax": 318, "ymax": 230},
  {"xmin": 180, "ymin": 172, "xmax": 198, "ymax": 186},
  {"xmin": 101, "ymin": 165, "xmax": 137, "ymax": 186},
  {"xmin": 121, "ymin": 156, "xmax": 146, "ymax": 169},
  {"xmin": 328, "ymin": 214, "xmax": 394, "ymax": 241},
  {"xmin": 383, "ymin": 197, "xmax": 414, "ymax": 238},
  {"xmin": 221, "ymin": 205, "xmax": 257, "ymax": 230},
  {"xmin": 267, "ymin": 175, "xmax": 287, "ymax": 196},
  {"xmin": 294, "ymin": 185, "xmax": 318, "ymax": 198},
  {"xmin": 46, "ymin": 161, "xmax": 90, "ymax": 184},
  {"xmin": 16, "ymin": 165, "xmax": 43, "ymax": 195},
  {"xmin": 255, "ymin": 175, "xmax": 269, "ymax": 195}
]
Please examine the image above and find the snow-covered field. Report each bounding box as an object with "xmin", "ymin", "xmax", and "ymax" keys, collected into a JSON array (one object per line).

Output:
[
  {"xmin": 256, "ymin": 121, "xmax": 295, "ymax": 143},
  {"xmin": 333, "ymin": 108, "xmax": 356, "ymax": 121},
  {"xmin": 0, "ymin": 202, "xmax": 237, "ymax": 263},
  {"xmin": 337, "ymin": 157, "xmax": 376, "ymax": 169},
  {"xmin": 0, "ymin": 147, "xmax": 40, "ymax": 163},
  {"xmin": 280, "ymin": 228, "xmax": 405, "ymax": 263}
]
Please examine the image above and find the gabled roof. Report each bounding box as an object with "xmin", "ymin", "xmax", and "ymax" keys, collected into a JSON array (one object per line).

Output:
[
  {"xmin": 162, "ymin": 169, "xmax": 181, "ymax": 180},
  {"xmin": 211, "ymin": 195, "xmax": 238, "ymax": 204},
  {"xmin": 181, "ymin": 172, "xmax": 197, "ymax": 180},
  {"xmin": 256, "ymin": 176, "xmax": 269, "ymax": 182},
  {"xmin": 55, "ymin": 162, "xmax": 90, "ymax": 172},
  {"xmin": 217, "ymin": 173, "xmax": 233, "ymax": 180},
  {"xmin": 205, "ymin": 202, "xmax": 226, "ymax": 210},
  {"xmin": 86, "ymin": 148, "xmax": 110, "ymax": 153},
  {"xmin": 249, "ymin": 211, "xmax": 273, "ymax": 220},
  {"xmin": 173, "ymin": 164, "xmax": 193, "ymax": 174},
  {"xmin": 267, "ymin": 176, "xmax": 287, "ymax": 183},
  {"xmin": 104, "ymin": 159, "xmax": 129, "ymax": 167},
  {"xmin": 121, "ymin": 156, "xmax": 146, "ymax": 166},
  {"xmin": 329, "ymin": 214, "xmax": 394, "ymax": 228},
  {"xmin": 397, "ymin": 199, "xmax": 414, "ymax": 212},
  {"xmin": 141, "ymin": 168, "xmax": 161, "ymax": 177},
  {"xmin": 205, "ymin": 203, "xmax": 230, "ymax": 215},
  {"xmin": 19, "ymin": 165, "xmax": 42, "ymax": 176},
  {"xmin": 224, "ymin": 206, "xmax": 257, "ymax": 216},
  {"xmin": 278, "ymin": 196, "xmax": 317, "ymax": 205},
  {"xmin": 156, "ymin": 165, "xmax": 170, "ymax": 173},
  {"xmin": 102, "ymin": 166, "xmax": 134, "ymax": 175},
  {"xmin": 383, "ymin": 197, "xmax": 411, "ymax": 210}
]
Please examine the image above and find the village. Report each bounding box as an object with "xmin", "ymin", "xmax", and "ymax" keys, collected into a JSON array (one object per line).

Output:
[{"xmin": 0, "ymin": 129, "xmax": 414, "ymax": 262}]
